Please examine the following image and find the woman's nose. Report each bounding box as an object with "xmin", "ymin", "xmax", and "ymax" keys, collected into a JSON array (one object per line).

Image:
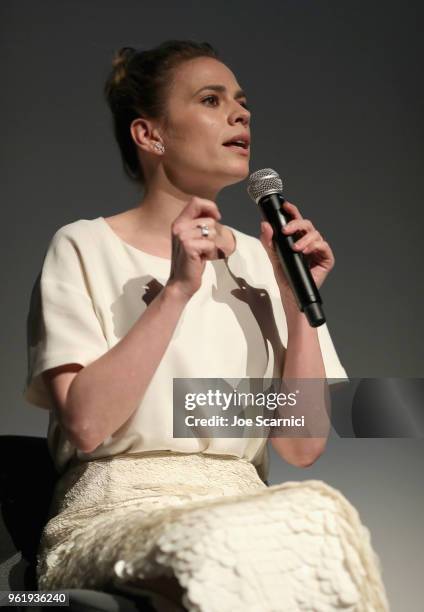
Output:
[{"xmin": 230, "ymin": 106, "xmax": 251, "ymax": 126}]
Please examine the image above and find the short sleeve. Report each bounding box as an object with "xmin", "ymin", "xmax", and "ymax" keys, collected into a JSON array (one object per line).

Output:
[
  {"xmin": 23, "ymin": 228, "xmax": 109, "ymax": 411},
  {"xmin": 316, "ymin": 322, "xmax": 349, "ymax": 385}
]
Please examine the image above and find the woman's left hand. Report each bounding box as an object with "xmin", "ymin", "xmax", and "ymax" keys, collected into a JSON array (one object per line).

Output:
[{"xmin": 260, "ymin": 201, "xmax": 335, "ymax": 295}]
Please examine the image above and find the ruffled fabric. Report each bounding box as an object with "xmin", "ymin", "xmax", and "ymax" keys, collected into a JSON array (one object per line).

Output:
[{"xmin": 37, "ymin": 453, "xmax": 389, "ymax": 611}]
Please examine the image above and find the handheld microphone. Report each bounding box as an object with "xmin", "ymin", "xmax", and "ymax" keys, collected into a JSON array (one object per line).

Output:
[{"xmin": 247, "ymin": 168, "xmax": 326, "ymax": 327}]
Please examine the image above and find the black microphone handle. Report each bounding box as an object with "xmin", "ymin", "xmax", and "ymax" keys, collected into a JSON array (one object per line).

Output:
[{"xmin": 259, "ymin": 192, "xmax": 326, "ymax": 327}]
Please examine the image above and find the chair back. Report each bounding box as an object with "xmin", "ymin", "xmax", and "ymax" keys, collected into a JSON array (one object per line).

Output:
[{"xmin": 0, "ymin": 435, "xmax": 58, "ymax": 590}]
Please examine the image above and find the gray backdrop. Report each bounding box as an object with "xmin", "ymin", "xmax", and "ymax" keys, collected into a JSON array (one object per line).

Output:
[{"xmin": 1, "ymin": 1, "xmax": 423, "ymax": 609}]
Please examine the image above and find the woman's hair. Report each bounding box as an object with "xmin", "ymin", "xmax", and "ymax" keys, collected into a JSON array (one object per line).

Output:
[{"xmin": 104, "ymin": 39, "xmax": 221, "ymax": 186}]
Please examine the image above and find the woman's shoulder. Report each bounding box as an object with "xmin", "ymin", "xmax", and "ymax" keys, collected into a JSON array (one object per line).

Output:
[
  {"xmin": 41, "ymin": 218, "xmax": 104, "ymax": 269},
  {"xmin": 51, "ymin": 217, "xmax": 97, "ymax": 241},
  {"xmin": 44, "ymin": 218, "xmax": 107, "ymax": 259}
]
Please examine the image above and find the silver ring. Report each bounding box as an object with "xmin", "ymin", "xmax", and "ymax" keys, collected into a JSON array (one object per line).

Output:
[{"xmin": 197, "ymin": 224, "xmax": 209, "ymax": 238}]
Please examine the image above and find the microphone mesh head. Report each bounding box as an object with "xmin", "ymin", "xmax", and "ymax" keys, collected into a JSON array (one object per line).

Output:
[{"xmin": 247, "ymin": 168, "xmax": 283, "ymax": 204}]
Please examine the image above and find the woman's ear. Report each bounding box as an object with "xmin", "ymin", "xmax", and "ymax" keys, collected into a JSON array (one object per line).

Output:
[{"xmin": 130, "ymin": 118, "xmax": 153, "ymax": 151}]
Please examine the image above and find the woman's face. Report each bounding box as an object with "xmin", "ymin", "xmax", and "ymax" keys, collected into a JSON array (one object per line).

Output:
[{"xmin": 159, "ymin": 57, "xmax": 251, "ymax": 193}]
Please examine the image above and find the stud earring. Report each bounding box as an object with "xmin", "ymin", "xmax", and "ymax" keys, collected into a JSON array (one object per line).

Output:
[{"xmin": 153, "ymin": 142, "xmax": 165, "ymax": 153}]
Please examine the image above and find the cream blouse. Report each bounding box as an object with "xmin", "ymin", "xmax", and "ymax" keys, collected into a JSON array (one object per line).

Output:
[{"xmin": 23, "ymin": 216, "xmax": 349, "ymax": 483}]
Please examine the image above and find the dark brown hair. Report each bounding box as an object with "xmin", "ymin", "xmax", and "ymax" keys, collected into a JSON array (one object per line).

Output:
[{"xmin": 104, "ymin": 40, "xmax": 221, "ymax": 186}]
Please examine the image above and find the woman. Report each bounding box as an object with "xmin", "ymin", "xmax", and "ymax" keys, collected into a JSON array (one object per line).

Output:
[{"xmin": 24, "ymin": 40, "xmax": 389, "ymax": 611}]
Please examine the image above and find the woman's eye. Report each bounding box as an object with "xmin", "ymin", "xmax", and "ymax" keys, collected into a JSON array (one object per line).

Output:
[
  {"xmin": 201, "ymin": 95, "xmax": 250, "ymax": 111},
  {"xmin": 202, "ymin": 95, "xmax": 219, "ymax": 106}
]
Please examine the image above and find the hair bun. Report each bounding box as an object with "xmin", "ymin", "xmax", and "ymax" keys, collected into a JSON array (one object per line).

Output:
[
  {"xmin": 111, "ymin": 47, "xmax": 136, "ymax": 85},
  {"xmin": 112, "ymin": 47, "xmax": 136, "ymax": 69}
]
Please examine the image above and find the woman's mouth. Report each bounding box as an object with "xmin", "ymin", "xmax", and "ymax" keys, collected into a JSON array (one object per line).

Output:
[{"xmin": 222, "ymin": 143, "xmax": 250, "ymax": 156}]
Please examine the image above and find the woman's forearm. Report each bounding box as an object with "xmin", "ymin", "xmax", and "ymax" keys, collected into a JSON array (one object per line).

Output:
[
  {"xmin": 270, "ymin": 295, "xmax": 330, "ymax": 467},
  {"xmin": 65, "ymin": 283, "xmax": 190, "ymax": 452}
]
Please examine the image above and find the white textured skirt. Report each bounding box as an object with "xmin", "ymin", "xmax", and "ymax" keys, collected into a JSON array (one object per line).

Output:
[{"xmin": 37, "ymin": 452, "xmax": 389, "ymax": 611}]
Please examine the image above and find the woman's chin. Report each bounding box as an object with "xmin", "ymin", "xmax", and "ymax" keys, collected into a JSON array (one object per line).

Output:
[
  {"xmin": 232, "ymin": 164, "xmax": 250, "ymax": 183},
  {"xmin": 223, "ymin": 159, "xmax": 250, "ymax": 181}
]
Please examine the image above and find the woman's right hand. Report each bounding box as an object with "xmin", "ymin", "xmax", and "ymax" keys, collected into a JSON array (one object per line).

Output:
[{"xmin": 166, "ymin": 196, "xmax": 222, "ymax": 300}]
